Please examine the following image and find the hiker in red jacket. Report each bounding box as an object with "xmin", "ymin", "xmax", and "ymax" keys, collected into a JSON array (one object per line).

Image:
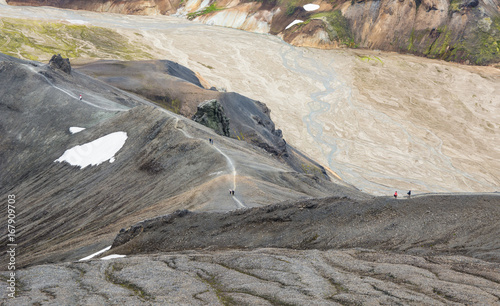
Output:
[{"xmin": 394, "ymin": 191, "xmax": 398, "ymax": 199}]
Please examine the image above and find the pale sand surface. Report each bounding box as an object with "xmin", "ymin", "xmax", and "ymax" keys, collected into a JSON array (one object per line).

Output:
[{"xmin": 1, "ymin": 4, "xmax": 498, "ymax": 195}]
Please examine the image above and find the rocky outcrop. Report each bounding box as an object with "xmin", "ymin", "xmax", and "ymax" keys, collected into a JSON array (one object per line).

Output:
[
  {"xmin": 49, "ymin": 53, "xmax": 71, "ymax": 74},
  {"xmin": 192, "ymin": 99, "xmax": 230, "ymax": 136},
  {"xmin": 217, "ymin": 92, "xmax": 288, "ymax": 157},
  {"xmin": 271, "ymin": 0, "xmax": 500, "ymax": 64},
  {"xmin": 342, "ymin": 0, "xmax": 500, "ymax": 64}
]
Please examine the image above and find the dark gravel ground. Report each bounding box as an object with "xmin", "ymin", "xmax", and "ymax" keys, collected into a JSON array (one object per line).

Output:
[
  {"xmin": 111, "ymin": 194, "xmax": 500, "ymax": 262},
  {"xmin": 3, "ymin": 247, "xmax": 500, "ymax": 305}
]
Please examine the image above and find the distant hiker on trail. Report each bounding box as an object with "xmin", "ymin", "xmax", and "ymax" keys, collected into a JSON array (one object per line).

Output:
[
  {"xmin": 394, "ymin": 191, "xmax": 398, "ymax": 199},
  {"xmin": 209, "ymin": 138, "xmax": 213, "ymax": 144},
  {"xmin": 232, "ymin": 190, "xmax": 235, "ymax": 195},
  {"xmin": 407, "ymin": 190, "xmax": 411, "ymax": 198},
  {"xmin": 79, "ymin": 94, "xmax": 82, "ymax": 101}
]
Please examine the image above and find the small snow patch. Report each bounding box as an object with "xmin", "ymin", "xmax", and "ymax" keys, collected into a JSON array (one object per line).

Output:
[
  {"xmin": 303, "ymin": 4, "xmax": 320, "ymax": 11},
  {"xmin": 79, "ymin": 246, "xmax": 111, "ymax": 261},
  {"xmin": 55, "ymin": 131, "xmax": 127, "ymax": 169},
  {"xmin": 101, "ymin": 254, "xmax": 126, "ymax": 260},
  {"xmin": 69, "ymin": 127, "xmax": 86, "ymax": 134},
  {"xmin": 285, "ymin": 20, "xmax": 304, "ymax": 30}
]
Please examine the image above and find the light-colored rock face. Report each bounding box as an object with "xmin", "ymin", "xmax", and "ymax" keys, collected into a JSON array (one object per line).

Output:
[
  {"xmin": 345, "ymin": 0, "xmax": 500, "ymax": 64},
  {"xmin": 344, "ymin": 0, "xmax": 451, "ymax": 48},
  {"xmin": 194, "ymin": 3, "xmax": 278, "ymax": 34},
  {"xmin": 416, "ymin": 0, "xmax": 450, "ymax": 30}
]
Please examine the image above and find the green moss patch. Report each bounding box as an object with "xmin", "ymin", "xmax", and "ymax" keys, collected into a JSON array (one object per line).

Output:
[
  {"xmin": 464, "ymin": 17, "xmax": 500, "ymax": 65},
  {"xmin": 0, "ymin": 18, "xmax": 152, "ymax": 61},
  {"xmin": 404, "ymin": 16, "xmax": 500, "ymax": 65},
  {"xmin": 310, "ymin": 10, "xmax": 356, "ymax": 47},
  {"xmin": 187, "ymin": 3, "xmax": 225, "ymax": 20}
]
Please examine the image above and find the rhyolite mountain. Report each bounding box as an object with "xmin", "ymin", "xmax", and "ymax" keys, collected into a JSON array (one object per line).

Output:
[{"xmin": 6, "ymin": 0, "xmax": 500, "ymax": 65}]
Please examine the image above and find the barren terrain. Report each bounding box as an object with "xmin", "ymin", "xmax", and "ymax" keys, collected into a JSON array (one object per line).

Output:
[
  {"xmin": 4, "ymin": 248, "xmax": 500, "ymax": 305},
  {"xmin": 1, "ymin": 3, "xmax": 500, "ymax": 304}
]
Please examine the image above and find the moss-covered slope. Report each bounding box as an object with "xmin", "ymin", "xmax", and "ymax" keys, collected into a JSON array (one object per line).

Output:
[{"xmin": 0, "ymin": 18, "xmax": 152, "ymax": 61}]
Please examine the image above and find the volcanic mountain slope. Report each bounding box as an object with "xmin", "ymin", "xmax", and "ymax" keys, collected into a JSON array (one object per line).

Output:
[
  {"xmin": 76, "ymin": 60, "xmax": 292, "ymax": 159},
  {"xmin": 0, "ymin": 54, "xmax": 365, "ymax": 268}
]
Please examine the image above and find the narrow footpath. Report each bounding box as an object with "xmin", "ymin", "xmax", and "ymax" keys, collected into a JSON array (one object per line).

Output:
[{"xmin": 174, "ymin": 118, "xmax": 246, "ymax": 209}]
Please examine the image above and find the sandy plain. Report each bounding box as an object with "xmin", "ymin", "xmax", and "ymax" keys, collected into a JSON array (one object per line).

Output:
[{"xmin": 1, "ymin": 2, "xmax": 499, "ymax": 195}]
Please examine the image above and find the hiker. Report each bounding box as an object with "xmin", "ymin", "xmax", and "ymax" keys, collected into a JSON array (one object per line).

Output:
[
  {"xmin": 407, "ymin": 190, "xmax": 411, "ymax": 198},
  {"xmin": 79, "ymin": 94, "xmax": 82, "ymax": 101},
  {"xmin": 231, "ymin": 190, "xmax": 235, "ymax": 195},
  {"xmin": 209, "ymin": 138, "xmax": 212, "ymax": 144},
  {"xmin": 229, "ymin": 189, "xmax": 232, "ymax": 195},
  {"xmin": 394, "ymin": 191, "xmax": 398, "ymax": 199}
]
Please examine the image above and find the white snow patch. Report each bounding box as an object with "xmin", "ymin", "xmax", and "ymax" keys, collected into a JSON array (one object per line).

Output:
[
  {"xmin": 67, "ymin": 19, "xmax": 88, "ymax": 25},
  {"xmin": 69, "ymin": 127, "xmax": 86, "ymax": 134},
  {"xmin": 55, "ymin": 132, "xmax": 127, "ymax": 169},
  {"xmin": 209, "ymin": 171, "xmax": 223, "ymax": 176},
  {"xmin": 303, "ymin": 4, "xmax": 320, "ymax": 11},
  {"xmin": 101, "ymin": 254, "xmax": 126, "ymax": 260},
  {"xmin": 285, "ymin": 20, "xmax": 304, "ymax": 30},
  {"xmin": 79, "ymin": 246, "xmax": 111, "ymax": 261}
]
